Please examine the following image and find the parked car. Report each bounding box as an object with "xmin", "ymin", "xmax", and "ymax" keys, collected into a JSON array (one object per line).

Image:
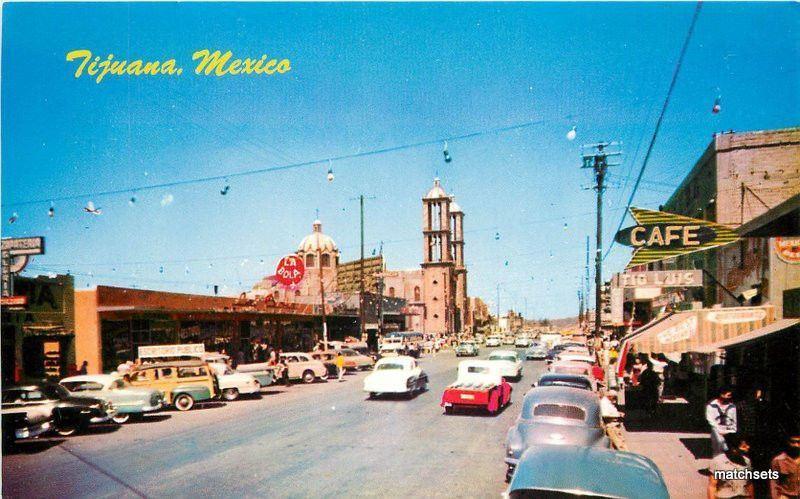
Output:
[
  {"xmin": 128, "ymin": 361, "xmax": 219, "ymax": 411},
  {"xmin": 504, "ymin": 386, "xmax": 608, "ymax": 481},
  {"xmin": 455, "ymin": 341, "xmax": 480, "ymax": 357},
  {"xmin": 556, "ymin": 353, "xmax": 596, "ymax": 365},
  {"xmin": 60, "ymin": 374, "xmax": 164, "ymax": 423},
  {"xmin": 363, "ymin": 356, "xmax": 427, "ymax": 399},
  {"xmin": 534, "ymin": 372, "xmax": 596, "ymax": 392},
  {"xmin": 279, "ymin": 352, "xmax": 328, "ymax": 383},
  {"xmin": 2, "ymin": 382, "xmax": 116, "ymax": 438},
  {"xmin": 340, "ymin": 348, "xmax": 376, "ymax": 370},
  {"xmin": 485, "ymin": 336, "xmax": 503, "ymax": 347},
  {"xmin": 506, "ymin": 445, "xmax": 669, "ymax": 498},
  {"xmin": 202, "ymin": 353, "xmax": 277, "ymax": 388},
  {"xmin": 475, "ymin": 333, "xmax": 485, "ymax": 345},
  {"xmin": 2, "ymin": 389, "xmax": 53, "ymax": 446},
  {"xmin": 514, "ymin": 336, "xmax": 532, "ymax": 348},
  {"xmin": 206, "ymin": 363, "xmax": 262, "ymax": 401},
  {"xmin": 441, "ymin": 360, "xmax": 511, "ymax": 415},
  {"xmin": 524, "ymin": 342, "xmax": 548, "ymax": 360},
  {"xmin": 503, "ymin": 335, "xmax": 516, "ymax": 345},
  {"xmin": 487, "ymin": 350, "xmax": 523, "ymax": 381}
]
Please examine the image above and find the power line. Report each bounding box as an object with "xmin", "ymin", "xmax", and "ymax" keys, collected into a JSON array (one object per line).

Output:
[
  {"xmin": 604, "ymin": 2, "xmax": 703, "ymax": 260},
  {"xmin": 3, "ymin": 116, "xmax": 565, "ymax": 208}
]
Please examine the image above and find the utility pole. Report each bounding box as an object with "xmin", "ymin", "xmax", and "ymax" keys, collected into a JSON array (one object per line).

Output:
[
  {"xmin": 584, "ymin": 235, "xmax": 590, "ymax": 329},
  {"xmin": 578, "ymin": 289, "xmax": 583, "ymax": 326},
  {"xmin": 351, "ymin": 194, "xmax": 375, "ymax": 342},
  {"xmin": 496, "ymin": 283, "xmax": 500, "ymax": 331},
  {"xmin": 376, "ymin": 241, "xmax": 384, "ymax": 338},
  {"xmin": 581, "ymin": 142, "xmax": 621, "ymax": 340},
  {"xmin": 318, "ymin": 247, "xmax": 328, "ymax": 347}
]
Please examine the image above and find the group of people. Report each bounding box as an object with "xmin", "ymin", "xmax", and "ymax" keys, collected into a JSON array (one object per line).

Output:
[{"xmin": 706, "ymin": 386, "xmax": 800, "ymax": 498}]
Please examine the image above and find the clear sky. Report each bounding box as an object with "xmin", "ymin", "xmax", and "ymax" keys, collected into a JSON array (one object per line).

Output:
[{"xmin": 2, "ymin": 2, "xmax": 798, "ymax": 319}]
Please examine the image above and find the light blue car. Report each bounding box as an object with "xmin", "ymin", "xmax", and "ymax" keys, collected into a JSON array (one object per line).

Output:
[{"xmin": 60, "ymin": 374, "xmax": 164, "ymax": 423}]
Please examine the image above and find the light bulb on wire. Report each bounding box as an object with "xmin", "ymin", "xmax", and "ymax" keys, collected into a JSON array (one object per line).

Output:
[
  {"xmin": 443, "ymin": 141, "xmax": 452, "ymax": 163},
  {"xmin": 327, "ymin": 160, "xmax": 334, "ymax": 182},
  {"xmin": 712, "ymin": 95, "xmax": 722, "ymax": 114},
  {"xmin": 48, "ymin": 203, "xmax": 55, "ymax": 218},
  {"xmin": 566, "ymin": 126, "xmax": 577, "ymax": 141}
]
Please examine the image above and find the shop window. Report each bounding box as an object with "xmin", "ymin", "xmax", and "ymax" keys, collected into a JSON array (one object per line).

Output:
[
  {"xmin": 306, "ymin": 254, "xmax": 316, "ymax": 268},
  {"xmin": 321, "ymin": 253, "xmax": 331, "ymax": 267}
]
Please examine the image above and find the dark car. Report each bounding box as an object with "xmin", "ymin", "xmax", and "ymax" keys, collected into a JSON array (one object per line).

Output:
[{"xmin": 1, "ymin": 382, "xmax": 117, "ymax": 439}]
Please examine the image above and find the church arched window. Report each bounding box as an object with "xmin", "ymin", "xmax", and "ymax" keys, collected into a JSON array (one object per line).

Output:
[
  {"xmin": 388, "ymin": 287, "xmax": 395, "ymax": 297},
  {"xmin": 305, "ymin": 254, "xmax": 315, "ymax": 268},
  {"xmin": 320, "ymin": 253, "xmax": 331, "ymax": 268},
  {"xmin": 414, "ymin": 286, "xmax": 421, "ymax": 301}
]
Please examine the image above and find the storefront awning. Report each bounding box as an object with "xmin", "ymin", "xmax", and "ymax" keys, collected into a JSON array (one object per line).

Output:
[
  {"xmin": 623, "ymin": 305, "xmax": 776, "ymax": 355},
  {"xmin": 691, "ymin": 318, "xmax": 799, "ymax": 353}
]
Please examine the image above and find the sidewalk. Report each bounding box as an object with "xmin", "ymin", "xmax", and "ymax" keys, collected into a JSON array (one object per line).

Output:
[{"xmin": 623, "ymin": 399, "xmax": 710, "ymax": 499}]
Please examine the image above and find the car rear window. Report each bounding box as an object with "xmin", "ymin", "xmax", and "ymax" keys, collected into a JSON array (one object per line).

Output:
[
  {"xmin": 466, "ymin": 366, "xmax": 488, "ymax": 374},
  {"xmin": 178, "ymin": 367, "xmax": 207, "ymax": 378},
  {"xmin": 532, "ymin": 403, "xmax": 586, "ymax": 421}
]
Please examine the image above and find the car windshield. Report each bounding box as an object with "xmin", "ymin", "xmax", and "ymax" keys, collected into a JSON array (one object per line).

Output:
[{"xmin": 376, "ymin": 363, "xmax": 404, "ymax": 370}]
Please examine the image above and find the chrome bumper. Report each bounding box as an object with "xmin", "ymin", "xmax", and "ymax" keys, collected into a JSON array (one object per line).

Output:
[{"xmin": 15, "ymin": 421, "xmax": 52, "ymax": 439}]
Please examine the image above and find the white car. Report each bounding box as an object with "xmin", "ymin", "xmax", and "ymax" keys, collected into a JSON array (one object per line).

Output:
[
  {"xmin": 363, "ymin": 356, "xmax": 428, "ymax": 398},
  {"xmin": 280, "ymin": 353, "xmax": 329, "ymax": 383},
  {"xmin": 556, "ymin": 353, "xmax": 596, "ymax": 365},
  {"xmin": 487, "ymin": 350, "xmax": 523, "ymax": 381},
  {"xmin": 485, "ymin": 336, "xmax": 503, "ymax": 347},
  {"xmin": 514, "ymin": 336, "xmax": 532, "ymax": 348},
  {"xmin": 208, "ymin": 363, "xmax": 261, "ymax": 401}
]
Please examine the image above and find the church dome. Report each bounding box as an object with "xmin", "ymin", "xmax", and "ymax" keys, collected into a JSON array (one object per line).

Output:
[
  {"xmin": 425, "ymin": 178, "xmax": 448, "ymax": 199},
  {"xmin": 297, "ymin": 220, "xmax": 338, "ymax": 254}
]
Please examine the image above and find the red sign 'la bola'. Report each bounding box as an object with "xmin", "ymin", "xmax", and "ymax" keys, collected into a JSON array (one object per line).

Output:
[{"xmin": 275, "ymin": 255, "xmax": 305, "ymax": 287}]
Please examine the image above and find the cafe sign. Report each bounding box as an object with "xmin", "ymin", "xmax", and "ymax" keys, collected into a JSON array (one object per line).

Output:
[
  {"xmin": 615, "ymin": 208, "xmax": 739, "ymax": 269},
  {"xmin": 613, "ymin": 270, "xmax": 703, "ymax": 288},
  {"xmin": 138, "ymin": 343, "xmax": 206, "ymax": 359}
]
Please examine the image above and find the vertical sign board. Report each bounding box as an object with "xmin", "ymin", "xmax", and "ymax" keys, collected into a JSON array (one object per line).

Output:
[{"xmin": 1, "ymin": 237, "xmax": 45, "ymax": 297}]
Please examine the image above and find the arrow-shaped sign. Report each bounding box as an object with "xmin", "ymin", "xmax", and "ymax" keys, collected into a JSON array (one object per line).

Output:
[{"xmin": 615, "ymin": 208, "xmax": 739, "ymax": 269}]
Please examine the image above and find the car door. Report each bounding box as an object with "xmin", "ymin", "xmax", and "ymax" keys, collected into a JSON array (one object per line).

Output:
[{"xmin": 284, "ymin": 356, "xmax": 300, "ymax": 378}]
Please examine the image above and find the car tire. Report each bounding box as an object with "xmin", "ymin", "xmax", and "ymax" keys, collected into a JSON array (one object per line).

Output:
[
  {"xmin": 174, "ymin": 394, "xmax": 195, "ymax": 411},
  {"xmin": 55, "ymin": 423, "xmax": 79, "ymax": 437},
  {"xmin": 368, "ymin": 392, "xmax": 376, "ymax": 399},
  {"xmin": 444, "ymin": 406, "xmax": 453, "ymax": 415},
  {"xmin": 302, "ymin": 370, "xmax": 315, "ymax": 384},
  {"xmin": 112, "ymin": 413, "xmax": 130, "ymax": 424},
  {"xmin": 222, "ymin": 388, "xmax": 239, "ymax": 401}
]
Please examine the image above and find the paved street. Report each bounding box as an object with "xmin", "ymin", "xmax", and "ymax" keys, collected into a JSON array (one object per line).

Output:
[{"xmin": 3, "ymin": 350, "xmax": 547, "ymax": 498}]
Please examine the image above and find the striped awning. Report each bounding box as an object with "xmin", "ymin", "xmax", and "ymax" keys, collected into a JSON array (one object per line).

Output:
[{"xmin": 624, "ymin": 305, "xmax": 776, "ymax": 354}]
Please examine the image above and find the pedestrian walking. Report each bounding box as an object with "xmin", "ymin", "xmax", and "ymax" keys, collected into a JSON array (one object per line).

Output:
[
  {"xmin": 78, "ymin": 361, "xmax": 88, "ymax": 375},
  {"xmin": 707, "ymin": 433, "xmax": 754, "ymax": 499},
  {"xmin": 600, "ymin": 390, "xmax": 627, "ymax": 450},
  {"xmin": 638, "ymin": 360, "xmax": 660, "ymax": 417},
  {"xmin": 336, "ymin": 351, "xmax": 345, "ymax": 382},
  {"xmin": 770, "ymin": 431, "xmax": 800, "ymax": 499},
  {"xmin": 707, "ymin": 386, "xmax": 738, "ymax": 457}
]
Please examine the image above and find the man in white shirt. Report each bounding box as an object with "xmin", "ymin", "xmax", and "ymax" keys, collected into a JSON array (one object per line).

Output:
[
  {"xmin": 706, "ymin": 386, "xmax": 738, "ymax": 457},
  {"xmin": 601, "ymin": 390, "xmax": 627, "ymax": 450}
]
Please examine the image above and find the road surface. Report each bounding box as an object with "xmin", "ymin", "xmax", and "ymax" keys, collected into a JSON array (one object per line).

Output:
[{"xmin": 3, "ymin": 348, "xmax": 547, "ymax": 498}]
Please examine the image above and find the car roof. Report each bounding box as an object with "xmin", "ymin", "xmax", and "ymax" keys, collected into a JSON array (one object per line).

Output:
[
  {"xmin": 509, "ymin": 445, "xmax": 668, "ymax": 499},
  {"xmin": 376, "ymin": 355, "xmax": 414, "ymax": 366},
  {"xmin": 60, "ymin": 374, "xmax": 117, "ymax": 384},
  {"xmin": 488, "ymin": 349, "xmax": 517, "ymax": 356},
  {"xmin": 135, "ymin": 360, "xmax": 208, "ymax": 369},
  {"xmin": 521, "ymin": 386, "xmax": 601, "ymax": 419}
]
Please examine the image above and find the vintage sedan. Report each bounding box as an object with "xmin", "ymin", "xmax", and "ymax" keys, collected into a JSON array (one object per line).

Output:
[
  {"xmin": 485, "ymin": 336, "xmax": 503, "ymax": 347},
  {"xmin": 454, "ymin": 341, "xmax": 480, "ymax": 357},
  {"xmin": 363, "ymin": 356, "xmax": 427, "ymax": 399},
  {"xmin": 524, "ymin": 342, "xmax": 548, "ymax": 360},
  {"xmin": 487, "ymin": 350, "xmax": 523, "ymax": 381},
  {"xmin": 506, "ymin": 445, "xmax": 669, "ymax": 498},
  {"xmin": 441, "ymin": 360, "xmax": 511, "ymax": 415},
  {"xmin": 279, "ymin": 352, "xmax": 329, "ymax": 383},
  {"xmin": 556, "ymin": 352, "xmax": 596, "ymax": 365},
  {"xmin": 514, "ymin": 336, "xmax": 532, "ymax": 348},
  {"xmin": 2, "ymin": 382, "xmax": 116, "ymax": 437},
  {"xmin": 340, "ymin": 348, "xmax": 375, "ymax": 371},
  {"xmin": 534, "ymin": 372, "xmax": 596, "ymax": 392},
  {"xmin": 206, "ymin": 363, "xmax": 262, "ymax": 401},
  {"xmin": 504, "ymin": 386, "xmax": 608, "ymax": 482},
  {"xmin": 60, "ymin": 374, "xmax": 164, "ymax": 423}
]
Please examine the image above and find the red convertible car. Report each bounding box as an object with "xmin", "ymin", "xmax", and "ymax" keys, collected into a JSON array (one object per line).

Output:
[{"xmin": 441, "ymin": 360, "xmax": 512, "ymax": 415}]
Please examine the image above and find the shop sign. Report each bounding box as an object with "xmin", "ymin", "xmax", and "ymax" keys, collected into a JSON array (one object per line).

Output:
[
  {"xmin": 775, "ymin": 237, "xmax": 800, "ymax": 264},
  {"xmin": 2, "ymin": 237, "xmax": 45, "ymax": 256},
  {"xmin": 138, "ymin": 343, "xmax": 205, "ymax": 359},
  {"xmin": 614, "ymin": 270, "xmax": 702, "ymax": 288},
  {"xmin": 1, "ymin": 295, "xmax": 28, "ymax": 307},
  {"xmin": 657, "ymin": 316, "xmax": 697, "ymax": 344},
  {"xmin": 615, "ymin": 208, "xmax": 739, "ymax": 269},
  {"xmin": 706, "ymin": 308, "xmax": 766, "ymax": 325},
  {"xmin": 275, "ymin": 255, "xmax": 305, "ymax": 287}
]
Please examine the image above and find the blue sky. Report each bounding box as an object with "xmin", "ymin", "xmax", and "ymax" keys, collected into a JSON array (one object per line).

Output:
[{"xmin": 2, "ymin": 2, "xmax": 798, "ymax": 319}]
